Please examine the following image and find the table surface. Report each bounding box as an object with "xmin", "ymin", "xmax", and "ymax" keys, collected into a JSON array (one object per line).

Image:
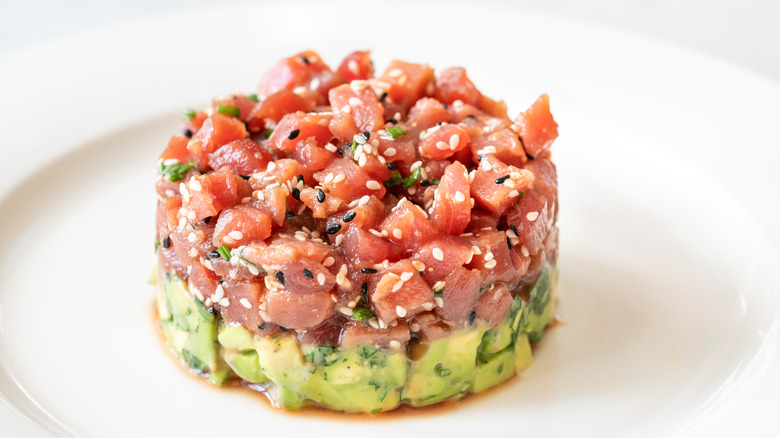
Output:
[{"xmin": 2, "ymin": 0, "xmax": 780, "ymax": 84}]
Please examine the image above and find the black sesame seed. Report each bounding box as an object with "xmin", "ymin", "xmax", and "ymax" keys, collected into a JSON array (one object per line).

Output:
[
  {"xmin": 442, "ymin": 103, "xmax": 448, "ymax": 109},
  {"xmin": 279, "ymin": 326, "xmax": 289, "ymax": 332},
  {"xmin": 387, "ymin": 162, "xmax": 397, "ymax": 171},
  {"xmin": 468, "ymin": 311, "xmax": 477, "ymax": 326},
  {"xmin": 510, "ymin": 224, "xmax": 519, "ymax": 236},
  {"xmin": 419, "ymin": 271, "xmax": 424, "ymax": 276},
  {"xmin": 303, "ymin": 269, "xmax": 314, "ymax": 279},
  {"xmin": 497, "ymin": 225, "xmax": 503, "ymax": 231},
  {"xmin": 361, "ymin": 283, "xmax": 368, "ymax": 302},
  {"xmin": 275, "ymin": 271, "xmax": 286, "ymax": 285},
  {"xmin": 291, "ymin": 187, "xmax": 301, "ymax": 201},
  {"xmin": 517, "ymin": 136, "xmax": 525, "ymax": 147},
  {"xmin": 317, "ymin": 188, "xmax": 326, "ymax": 203},
  {"xmin": 360, "ymin": 131, "xmax": 370, "ymax": 142},
  {"xmin": 477, "ymin": 155, "xmax": 482, "ymax": 161},
  {"xmin": 239, "ymin": 174, "xmax": 250, "ymax": 180},
  {"xmin": 285, "ymin": 211, "xmax": 295, "ymax": 220},
  {"xmin": 288, "ymin": 129, "xmax": 300, "ymax": 140},
  {"xmin": 300, "ymin": 55, "xmax": 309, "ymax": 65},
  {"xmin": 419, "ymin": 179, "xmax": 431, "ymax": 187},
  {"xmin": 208, "ymin": 307, "xmax": 217, "ymax": 315},
  {"xmin": 326, "ymin": 223, "xmax": 342, "ymax": 234},
  {"xmin": 336, "ymin": 147, "xmax": 344, "ymax": 156},
  {"xmin": 385, "ymin": 118, "xmax": 398, "ymax": 124},
  {"xmin": 207, "ymin": 251, "xmax": 220, "ymax": 259},
  {"xmin": 506, "ymin": 236, "xmax": 513, "ymax": 250},
  {"xmin": 218, "ymin": 279, "xmax": 224, "ymax": 285},
  {"xmin": 361, "ymin": 268, "xmax": 377, "ymax": 274},
  {"xmin": 342, "ymin": 211, "xmax": 356, "ymax": 222},
  {"xmin": 495, "ymin": 174, "xmax": 511, "ymax": 184},
  {"xmin": 526, "ymin": 153, "xmax": 535, "ymax": 160},
  {"xmin": 202, "ymin": 216, "xmax": 212, "ymax": 224},
  {"xmin": 183, "ymin": 128, "xmax": 193, "ymax": 139},
  {"xmin": 436, "ymin": 122, "xmax": 442, "ymax": 126},
  {"xmin": 466, "ymin": 114, "xmax": 476, "ymax": 119},
  {"xmin": 257, "ymin": 323, "xmax": 267, "ymax": 330},
  {"xmin": 162, "ymin": 236, "xmax": 171, "ymax": 249},
  {"xmin": 297, "ymin": 174, "xmax": 304, "ymax": 182},
  {"xmin": 379, "ymin": 92, "xmax": 388, "ymax": 102}
]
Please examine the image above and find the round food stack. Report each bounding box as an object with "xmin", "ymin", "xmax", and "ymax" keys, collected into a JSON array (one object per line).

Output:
[{"xmin": 154, "ymin": 50, "xmax": 559, "ymax": 413}]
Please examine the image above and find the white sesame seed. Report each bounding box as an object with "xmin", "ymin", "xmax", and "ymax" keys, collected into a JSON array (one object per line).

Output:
[
  {"xmin": 421, "ymin": 302, "xmax": 435, "ymax": 311},
  {"xmin": 369, "ymin": 229, "xmax": 383, "ymax": 237},
  {"xmin": 213, "ymin": 284, "xmax": 225, "ymax": 302},
  {"xmin": 348, "ymin": 97, "xmax": 363, "ymax": 107},
  {"xmin": 339, "ymin": 306, "xmax": 354, "ymax": 316},
  {"xmin": 392, "ymin": 281, "xmax": 404, "ymax": 293},
  {"xmin": 521, "ymin": 245, "xmax": 530, "ymax": 257},
  {"xmin": 432, "ymin": 280, "xmax": 446, "ymax": 291},
  {"xmin": 165, "ymin": 189, "xmax": 176, "ymax": 197},
  {"xmin": 179, "ymin": 183, "xmax": 190, "ymax": 202},
  {"xmin": 188, "ymin": 247, "xmax": 198, "ymax": 257},
  {"xmin": 398, "ymin": 75, "xmax": 407, "ymax": 86},
  {"xmin": 189, "ymin": 179, "xmax": 202, "ymax": 192},
  {"xmin": 219, "ymin": 297, "xmax": 230, "ymax": 307},
  {"xmin": 400, "ymin": 271, "xmax": 414, "ymax": 282},
  {"xmin": 162, "ymin": 158, "xmax": 180, "ymax": 166},
  {"xmin": 410, "ymin": 161, "xmax": 422, "ymax": 171},
  {"xmin": 508, "ymin": 190, "xmax": 520, "ymax": 197},
  {"xmin": 396, "ymin": 306, "xmax": 407, "ymax": 317},
  {"xmin": 247, "ymin": 263, "xmax": 260, "ymax": 276},
  {"xmin": 392, "ymin": 228, "xmax": 403, "ymax": 239},
  {"xmin": 434, "ymin": 297, "xmax": 444, "ymax": 307},
  {"xmin": 358, "ymin": 154, "xmax": 367, "ymax": 167},
  {"xmin": 410, "ymin": 322, "xmax": 421, "ymax": 332},
  {"xmin": 266, "ymin": 161, "xmax": 277, "ymax": 172},
  {"xmin": 436, "ymin": 141, "xmax": 450, "ymax": 150},
  {"xmin": 472, "ymin": 245, "xmax": 482, "ymax": 255},
  {"xmin": 411, "ymin": 260, "xmax": 426, "ymax": 271},
  {"xmin": 485, "ymin": 259, "xmax": 498, "ymax": 269},
  {"xmin": 449, "ymin": 134, "xmax": 460, "ymax": 149},
  {"xmin": 335, "ymin": 234, "xmax": 345, "ymax": 246},
  {"xmin": 366, "ymin": 180, "xmax": 382, "ymax": 190},
  {"xmin": 506, "ymin": 229, "xmax": 518, "ymax": 238},
  {"xmin": 358, "ymin": 195, "xmax": 370, "ymax": 206},
  {"xmin": 323, "ymin": 256, "xmax": 335, "ymax": 267},
  {"xmin": 388, "ymin": 68, "xmax": 403, "ymax": 77},
  {"xmin": 377, "ymin": 155, "xmax": 386, "ymax": 165},
  {"xmin": 294, "ymin": 234, "xmax": 306, "ymax": 241},
  {"xmin": 310, "ymin": 77, "xmax": 321, "ymax": 90},
  {"xmin": 240, "ymin": 298, "xmax": 252, "ymax": 309},
  {"xmin": 187, "ymin": 232, "xmax": 198, "ymax": 243},
  {"xmin": 228, "ymin": 230, "xmax": 244, "ymax": 241},
  {"xmin": 389, "ymin": 340, "xmax": 401, "ymax": 349},
  {"xmin": 333, "ymin": 173, "xmax": 346, "ymax": 184},
  {"xmin": 317, "ymin": 273, "xmax": 326, "ymax": 285},
  {"xmin": 384, "ymin": 147, "xmax": 396, "ymax": 157},
  {"xmin": 341, "ymin": 105, "xmax": 351, "ymax": 114},
  {"xmin": 324, "ymin": 172, "xmax": 334, "ymax": 183},
  {"xmin": 325, "ymin": 143, "xmax": 337, "ymax": 152},
  {"xmin": 482, "ymin": 162, "xmax": 493, "ymax": 171},
  {"xmin": 526, "ymin": 211, "xmax": 540, "ymax": 221},
  {"xmin": 432, "ymin": 247, "xmax": 444, "ymax": 261},
  {"xmin": 485, "ymin": 252, "xmax": 494, "ymax": 261},
  {"xmin": 454, "ymin": 191, "xmax": 466, "ymax": 202}
]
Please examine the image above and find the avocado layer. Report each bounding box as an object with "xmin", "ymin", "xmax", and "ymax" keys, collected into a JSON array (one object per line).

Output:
[{"xmin": 155, "ymin": 264, "xmax": 557, "ymax": 412}]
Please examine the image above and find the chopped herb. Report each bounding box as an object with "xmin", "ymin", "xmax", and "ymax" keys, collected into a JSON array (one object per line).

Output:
[
  {"xmin": 434, "ymin": 363, "xmax": 451, "ymax": 377},
  {"xmin": 317, "ymin": 188, "xmax": 326, "ymax": 203},
  {"xmin": 158, "ymin": 159, "xmax": 195, "ymax": 182},
  {"xmin": 361, "ymin": 268, "xmax": 377, "ymax": 274},
  {"xmin": 495, "ymin": 174, "xmax": 511, "ymax": 184},
  {"xmin": 182, "ymin": 128, "xmax": 193, "ymax": 139},
  {"xmin": 181, "ymin": 348, "xmax": 205, "ymax": 372},
  {"xmin": 216, "ymin": 104, "xmax": 240, "ymax": 118},
  {"xmin": 275, "ymin": 271, "xmax": 286, "ymax": 286},
  {"xmin": 402, "ymin": 167, "xmax": 422, "ymax": 188},
  {"xmin": 497, "ymin": 363, "xmax": 504, "ymax": 374},
  {"xmin": 154, "ymin": 239, "xmax": 160, "ymax": 252},
  {"xmin": 305, "ymin": 345, "xmax": 336, "ymax": 366},
  {"xmin": 434, "ymin": 289, "xmax": 443, "ymax": 297},
  {"xmin": 326, "ymin": 223, "xmax": 341, "ymax": 234},
  {"xmin": 291, "ymin": 187, "xmax": 301, "ymax": 201},
  {"xmin": 352, "ymin": 307, "xmax": 375, "ymax": 321},
  {"xmin": 468, "ymin": 310, "xmax": 477, "ymax": 325},
  {"xmin": 371, "ymin": 408, "xmax": 382, "ymax": 414},
  {"xmin": 217, "ymin": 246, "xmax": 231, "ymax": 261},
  {"xmin": 379, "ymin": 92, "xmax": 388, "ymax": 102},
  {"xmin": 342, "ymin": 211, "xmax": 356, "ymax": 222},
  {"xmin": 182, "ymin": 108, "xmax": 196, "ymax": 120},
  {"xmin": 162, "ymin": 236, "xmax": 172, "ymax": 249},
  {"xmin": 358, "ymin": 345, "xmax": 377, "ymax": 359},
  {"xmin": 517, "ymin": 190, "xmax": 525, "ymax": 202},
  {"xmin": 247, "ymin": 93, "xmax": 259, "ymax": 103},
  {"xmin": 384, "ymin": 169, "xmax": 403, "ymax": 187},
  {"xmin": 385, "ymin": 126, "xmax": 406, "ymax": 139},
  {"xmin": 430, "ymin": 179, "xmax": 440, "ymax": 185},
  {"xmin": 262, "ymin": 129, "xmax": 273, "ymax": 139},
  {"xmin": 303, "ymin": 269, "xmax": 314, "ymax": 279},
  {"xmin": 287, "ymin": 129, "xmax": 300, "ymax": 140}
]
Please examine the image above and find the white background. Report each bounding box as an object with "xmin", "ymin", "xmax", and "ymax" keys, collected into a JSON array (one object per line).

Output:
[{"xmin": 2, "ymin": 0, "xmax": 780, "ymax": 84}]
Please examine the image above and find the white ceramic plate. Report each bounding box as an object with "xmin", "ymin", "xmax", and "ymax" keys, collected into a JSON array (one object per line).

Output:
[{"xmin": 1, "ymin": 1, "xmax": 779, "ymax": 437}]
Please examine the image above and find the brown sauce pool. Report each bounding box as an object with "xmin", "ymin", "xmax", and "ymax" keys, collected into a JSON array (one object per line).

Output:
[{"xmin": 151, "ymin": 299, "xmax": 560, "ymax": 421}]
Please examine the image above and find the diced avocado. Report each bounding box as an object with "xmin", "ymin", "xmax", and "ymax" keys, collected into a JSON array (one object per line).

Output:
[
  {"xmin": 157, "ymin": 274, "xmax": 231, "ymax": 385},
  {"xmin": 225, "ymin": 350, "xmax": 267, "ymax": 383},
  {"xmin": 253, "ymin": 333, "xmax": 312, "ymax": 409},
  {"xmin": 404, "ymin": 327, "xmax": 486, "ymax": 406},
  {"xmin": 514, "ymin": 333, "xmax": 533, "ymax": 372},
  {"xmin": 474, "ymin": 347, "xmax": 515, "ymax": 392},
  {"xmin": 218, "ymin": 324, "xmax": 256, "ymax": 350},
  {"xmin": 525, "ymin": 266, "xmax": 556, "ymax": 342},
  {"xmin": 480, "ymin": 323, "xmax": 513, "ymax": 354}
]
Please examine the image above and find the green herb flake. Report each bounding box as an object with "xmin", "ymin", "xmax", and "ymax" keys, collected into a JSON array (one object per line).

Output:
[
  {"xmin": 216, "ymin": 104, "xmax": 241, "ymax": 118},
  {"xmin": 262, "ymin": 129, "xmax": 273, "ymax": 139},
  {"xmin": 247, "ymin": 93, "xmax": 259, "ymax": 103},
  {"xmin": 384, "ymin": 170, "xmax": 403, "ymax": 187},
  {"xmin": 181, "ymin": 348, "xmax": 205, "ymax": 372},
  {"xmin": 217, "ymin": 246, "xmax": 232, "ymax": 261},
  {"xmin": 430, "ymin": 179, "xmax": 440, "ymax": 185},
  {"xmin": 385, "ymin": 126, "xmax": 406, "ymax": 139},
  {"xmin": 158, "ymin": 159, "xmax": 195, "ymax": 182},
  {"xmin": 182, "ymin": 108, "xmax": 197, "ymax": 120},
  {"xmin": 352, "ymin": 307, "xmax": 375, "ymax": 321},
  {"xmin": 434, "ymin": 363, "xmax": 451, "ymax": 377},
  {"xmin": 305, "ymin": 345, "xmax": 336, "ymax": 366},
  {"xmin": 402, "ymin": 167, "xmax": 422, "ymax": 189},
  {"xmin": 434, "ymin": 290, "xmax": 443, "ymax": 297},
  {"xmin": 358, "ymin": 345, "xmax": 377, "ymax": 359}
]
